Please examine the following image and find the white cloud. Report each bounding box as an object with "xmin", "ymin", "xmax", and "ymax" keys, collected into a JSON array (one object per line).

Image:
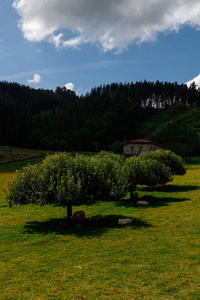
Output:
[
  {"xmin": 27, "ymin": 73, "xmax": 41, "ymax": 84},
  {"xmin": 13, "ymin": 0, "xmax": 200, "ymax": 52},
  {"xmin": 186, "ymin": 74, "xmax": 200, "ymax": 89},
  {"xmin": 64, "ymin": 82, "xmax": 74, "ymax": 91}
]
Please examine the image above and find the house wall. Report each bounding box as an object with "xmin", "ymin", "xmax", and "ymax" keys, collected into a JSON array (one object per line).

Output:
[{"xmin": 123, "ymin": 143, "xmax": 163, "ymax": 155}]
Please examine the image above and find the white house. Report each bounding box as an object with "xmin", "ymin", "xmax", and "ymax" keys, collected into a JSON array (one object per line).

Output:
[{"xmin": 122, "ymin": 139, "xmax": 165, "ymax": 155}]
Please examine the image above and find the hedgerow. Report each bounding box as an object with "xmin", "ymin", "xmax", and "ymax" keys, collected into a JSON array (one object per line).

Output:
[{"xmin": 6, "ymin": 150, "xmax": 185, "ymax": 218}]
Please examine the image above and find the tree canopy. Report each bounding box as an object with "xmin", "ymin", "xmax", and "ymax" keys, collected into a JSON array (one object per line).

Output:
[
  {"xmin": 0, "ymin": 80, "xmax": 200, "ymax": 156},
  {"xmin": 6, "ymin": 150, "xmax": 185, "ymax": 218}
]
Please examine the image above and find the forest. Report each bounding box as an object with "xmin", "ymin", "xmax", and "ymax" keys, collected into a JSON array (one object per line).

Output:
[{"xmin": 0, "ymin": 80, "xmax": 200, "ymax": 156}]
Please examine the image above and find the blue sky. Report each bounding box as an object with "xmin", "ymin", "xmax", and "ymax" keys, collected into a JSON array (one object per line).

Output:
[{"xmin": 1, "ymin": 0, "xmax": 200, "ymax": 95}]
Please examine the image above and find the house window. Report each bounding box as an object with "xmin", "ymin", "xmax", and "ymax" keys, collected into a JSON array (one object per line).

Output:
[
  {"xmin": 150, "ymin": 146, "xmax": 157, "ymax": 151},
  {"xmin": 124, "ymin": 146, "xmax": 129, "ymax": 154},
  {"xmin": 131, "ymin": 146, "xmax": 134, "ymax": 152},
  {"xmin": 139, "ymin": 146, "xmax": 142, "ymax": 152}
]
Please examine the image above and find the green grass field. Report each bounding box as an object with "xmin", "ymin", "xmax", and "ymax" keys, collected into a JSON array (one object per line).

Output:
[
  {"xmin": 0, "ymin": 147, "xmax": 97, "ymax": 173},
  {"xmin": 0, "ymin": 159, "xmax": 200, "ymax": 299},
  {"xmin": 185, "ymin": 156, "xmax": 200, "ymax": 169}
]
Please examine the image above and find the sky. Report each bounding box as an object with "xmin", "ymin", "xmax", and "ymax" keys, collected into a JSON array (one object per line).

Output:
[{"xmin": 1, "ymin": 0, "xmax": 200, "ymax": 95}]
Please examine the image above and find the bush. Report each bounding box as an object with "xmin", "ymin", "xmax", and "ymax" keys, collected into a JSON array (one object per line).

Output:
[
  {"xmin": 6, "ymin": 152, "xmax": 126, "ymax": 218},
  {"xmin": 140, "ymin": 149, "xmax": 186, "ymax": 175},
  {"xmin": 6, "ymin": 150, "xmax": 185, "ymax": 216},
  {"xmin": 94, "ymin": 151, "xmax": 126, "ymax": 200},
  {"xmin": 123, "ymin": 156, "xmax": 172, "ymax": 201}
]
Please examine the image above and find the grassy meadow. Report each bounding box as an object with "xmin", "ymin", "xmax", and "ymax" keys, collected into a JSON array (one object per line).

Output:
[
  {"xmin": 0, "ymin": 146, "xmax": 54, "ymax": 172},
  {"xmin": 0, "ymin": 153, "xmax": 200, "ymax": 299}
]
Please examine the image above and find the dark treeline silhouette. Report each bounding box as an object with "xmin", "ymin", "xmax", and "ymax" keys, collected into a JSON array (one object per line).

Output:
[{"xmin": 0, "ymin": 80, "xmax": 200, "ymax": 155}]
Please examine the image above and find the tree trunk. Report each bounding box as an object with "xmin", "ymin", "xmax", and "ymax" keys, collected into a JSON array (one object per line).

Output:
[
  {"xmin": 67, "ymin": 204, "xmax": 72, "ymax": 220},
  {"xmin": 130, "ymin": 188, "xmax": 133, "ymax": 201},
  {"xmin": 130, "ymin": 187, "xmax": 137, "ymax": 205}
]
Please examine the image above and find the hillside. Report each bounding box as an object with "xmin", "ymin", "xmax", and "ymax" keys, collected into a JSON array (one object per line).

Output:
[
  {"xmin": 0, "ymin": 80, "xmax": 200, "ymax": 156},
  {"xmin": 137, "ymin": 105, "xmax": 200, "ymax": 156},
  {"xmin": 0, "ymin": 146, "xmax": 53, "ymax": 172}
]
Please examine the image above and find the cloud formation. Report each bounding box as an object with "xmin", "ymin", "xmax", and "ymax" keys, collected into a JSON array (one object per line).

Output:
[
  {"xmin": 186, "ymin": 74, "xmax": 200, "ymax": 89},
  {"xmin": 27, "ymin": 74, "xmax": 41, "ymax": 84},
  {"xmin": 13, "ymin": 0, "xmax": 200, "ymax": 52},
  {"xmin": 64, "ymin": 82, "xmax": 74, "ymax": 91}
]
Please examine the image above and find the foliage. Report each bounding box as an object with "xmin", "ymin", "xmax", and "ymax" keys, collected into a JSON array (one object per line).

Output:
[
  {"xmin": 5, "ymin": 150, "xmax": 185, "ymax": 214},
  {"xmin": 123, "ymin": 156, "xmax": 172, "ymax": 200},
  {"xmin": 6, "ymin": 164, "xmax": 42, "ymax": 206},
  {"xmin": 0, "ymin": 81, "xmax": 200, "ymax": 155},
  {"xmin": 137, "ymin": 159, "xmax": 172, "ymax": 186},
  {"xmin": 140, "ymin": 149, "xmax": 186, "ymax": 175},
  {"xmin": 6, "ymin": 152, "xmax": 126, "ymax": 218},
  {"xmin": 137, "ymin": 105, "xmax": 200, "ymax": 156},
  {"xmin": 94, "ymin": 151, "xmax": 126, "ymax": 200}
]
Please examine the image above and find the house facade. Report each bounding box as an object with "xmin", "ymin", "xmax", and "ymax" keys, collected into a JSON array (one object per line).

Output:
[{"xmin": 122, "ymin": 139, "xmax": 165, "ymax": 155}]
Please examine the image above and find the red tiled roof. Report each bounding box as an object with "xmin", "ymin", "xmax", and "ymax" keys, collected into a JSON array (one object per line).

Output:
[{"xmin": 122, "ymin": 139, "xmax": 165, "ymax": 148}]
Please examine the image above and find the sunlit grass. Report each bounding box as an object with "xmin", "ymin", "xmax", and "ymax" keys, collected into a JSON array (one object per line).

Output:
[
  {"xmin": 0, "ymin": 169, "xmax": 200, "ymax": 299},
  {"xmin": 185, "ymin": 156, "xmax": 200, "ymax": 169},
  {"xmin": 0, "ymin": 157, "xmax": 47, "ymax": 173}
]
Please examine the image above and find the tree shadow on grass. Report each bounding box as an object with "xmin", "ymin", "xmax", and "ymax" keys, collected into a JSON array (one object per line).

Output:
[
  {"xmin": 116, "ymin": 195, "xmax": 189, "ymax": 209},
  {"xmin": 164, "ymin": 184, "xmax": 199, "ymax": 193},
  {"xmin": 23, "ymin": 214, "xmax": 152, "ymax": 237},
  {"xmin": 141, "ymin": 195, "xmax": 189, "ymax": 208},
  {"xmin": 143, "ymin": 184, "xmax": 199, "ymax": 193}
]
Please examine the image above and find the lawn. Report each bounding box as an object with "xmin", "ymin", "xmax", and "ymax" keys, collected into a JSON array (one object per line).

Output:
[
  {"xmin": 185, "ymin": 156, "xmax": 200, "ymax": 169},
  {"xmin": 0, "ymin": 146, "xmax": 54, "ymax": 172},
  {"xmin": 0, "ymin": 167, "xmax": 200, "ymax": 299},
  {"xmin": 0, "ymin": 147, "xmax": 96, "ymax": 172}
]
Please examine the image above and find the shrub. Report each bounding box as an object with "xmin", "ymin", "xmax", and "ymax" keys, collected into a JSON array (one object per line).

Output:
[
  {"xmin": 94, "ymin": 151, "xmax": 126, "ymax": 200},
  {"xmin": 123, "ymin": 156, "xmax": 172, "ymax": 201},
  {"xmin": 6, "ymin": 150, "xmax": 185, "ymax": 216},
  {"xmin": 6, "ymin": 152, "xmax": 126, "ymax": 218},
  {"xmin": 140, "ymin": 149, "xmax": 186, "ymax": 175}
]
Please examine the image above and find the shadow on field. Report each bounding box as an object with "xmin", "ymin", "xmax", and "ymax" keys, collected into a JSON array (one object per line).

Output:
[
  {"xmin": 162, "ymin": 184, "xmax": 199, "ymax": 193},
  {"xmin": 116, "ymin": 195, "xmax": 189, "ymax": 209},
  {"xmin": 23, "ymin": 215, "xmax": 152, "ymax": 237},
  {"xmin": 140, "ymin": 195, "xmax": 189, "ymax": 208}
]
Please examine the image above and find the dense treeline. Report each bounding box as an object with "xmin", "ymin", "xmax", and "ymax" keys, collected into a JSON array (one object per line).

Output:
[{"xmin": 0, "ymin": 80, "xmax": 200, "ymax": 155}]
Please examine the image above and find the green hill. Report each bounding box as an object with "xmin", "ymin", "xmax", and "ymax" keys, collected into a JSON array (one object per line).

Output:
[
  {"xmin": 0, "ymin": 80, "xmax": 200, "ymax": 156},
  {"xmin": 137, "ymin": 105, "xmax": 200, "ymax": 156}
]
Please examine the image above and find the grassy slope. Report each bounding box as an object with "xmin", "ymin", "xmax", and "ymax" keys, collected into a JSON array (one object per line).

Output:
[
  {"xmin": 0, "ymin": 146, "xmax": 55, "ymax": 172},
  {"xmin": 1, "ymin": 168, "xmax": 200, "ymax": 299},
  {"xmin": 0, "ymin": 146, "xmax": 50, "ymax": 163},
  {"xmin": 0, "ymin": 147, "xmax": 97, "ymax": 172},
  {"xmin": 137, "ymin": 105, "xmax": 200, "ymax": 156}
]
